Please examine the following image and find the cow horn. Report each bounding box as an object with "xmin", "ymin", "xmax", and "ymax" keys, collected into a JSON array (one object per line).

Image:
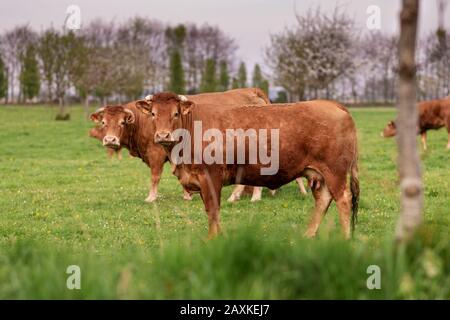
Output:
[
  {"xmin": 123, "ymin": 108, "xmax": 135, "ymax": 123},
  {"xmin": 90, "ymin": 107, "xmax": 106, "ymax": 123},
  {"xmin": 123, "ymin": 108, "xmax": 134, "ymax": 116},
  {"xmin": 145, "ymin": 95, "xmax": 153, "ymax": 102},
  {"xmin": 178, "ymin": 95, "xmax": 188, "ymax": 102}
]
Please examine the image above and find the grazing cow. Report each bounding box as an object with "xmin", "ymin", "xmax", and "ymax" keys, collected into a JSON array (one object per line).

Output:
[
  {"xmin": 90, "ymin": 88, "xmax": 275, "ymax": 202},
  {"xmin": 89, "ymin": 126, "xmax": 122, "ymax": 159},
  {"xmin": 382, "ymin": 98, "xmax": 450, "ymax": 150},
  {"xmin": 135, "ymin": 93, "xmax": 359, "ymax": 239}
]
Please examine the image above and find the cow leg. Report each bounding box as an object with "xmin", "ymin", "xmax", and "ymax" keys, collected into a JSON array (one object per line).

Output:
[
  {"xmin": 336, "ymin": 186, "xmax": 353, "ymax": 239},
  {"xmin": 421, "ymin": 132, "xmax": 427, "ymax": 151},
  {"xmin": 304, "ymin": 181, "xmax": 332, "ymax": 238},
  {"xmin": 296, "ymin": 177, "xmax": 307, "ymax": 194},
  {"xmin": 107, "ymin": 148, "xmax": 114, "ymax": 159},
  {"xmin": 446, "ymin": 120, "xmax": 450, "ymax": 149},
  {"xmin": 199, "ymin": 170, "xmax": 223, "ymax": 239},
  {"xmin": 116, "ymin": 149, "xmax": 122, "ymax": 160},
  {"xmin": 145, "ymin": 165, "xmax": 163, "ymax": 203},
  {"xmin": 269, "ymin": 189, "xmax": 277, "ymax": 196},
  {"xmin": 227, "ymin": 185, "xmax": 245, "ymax": 202},
  {"xmin": 250, "ymin": 187, "xmax": 263, "ymax": 202},
  {"xmin": 183, "ymin": 188, "xmax": 193, "ymax": 201}
]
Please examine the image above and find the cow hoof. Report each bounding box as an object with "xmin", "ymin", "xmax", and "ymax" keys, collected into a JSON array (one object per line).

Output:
[
  {"xmin": 250, "ymin": 197, "xmax": 261, "ymax": 202},
  {"xmin": 145, "ymin": 195, "xmax": 157, "ymax": 203},
  {"xmin": 303, "ymin": 230, "xmax": 317, "ymax": 238},
  {"xmin": 227, "ymin": 196, "xmax": 238, "ymax": 203},
  {"xmin": 269, "ymin": 190, "xmax": 277, "ymax": 196}
]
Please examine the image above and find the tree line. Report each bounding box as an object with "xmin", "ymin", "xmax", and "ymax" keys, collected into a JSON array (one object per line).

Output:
[
  {"xmin": 0, "ymin": 6, "xmax": 449, "ymax": 113},
  {"xmin": 0, "ymin": 17, "xmax": 269, "ymax": 117},
  {"xmin": 266, "ymin": 6, "xmax": 450, "ymax": 104}
]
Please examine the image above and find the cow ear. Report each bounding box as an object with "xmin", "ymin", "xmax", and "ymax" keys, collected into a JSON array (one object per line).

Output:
[
  {"xmin": 124, "ymin": 109, "xmax": 135, "ymax": 124},
  {"xmin": 135, "ymin": 100, "xmax": 151, "ymax": 115},
  {"xmin": 90, "ymin": 108, "xmax": 105, "ymax": 123},
  {"xmin": 180, "ymin": 100, "xmax": 195, "ymax": 115}
]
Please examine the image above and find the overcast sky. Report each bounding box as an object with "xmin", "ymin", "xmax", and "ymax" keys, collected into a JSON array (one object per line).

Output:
[{"xmin": 0, "ymin": 0, "xmax": 446, "ymax": 73}]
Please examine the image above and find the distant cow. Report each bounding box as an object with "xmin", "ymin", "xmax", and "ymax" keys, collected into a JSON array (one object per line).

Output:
[
  {"xmin": 90, "ymin": 88, "xmax": 280, "ymax": 202},
  {"xmin": 135, "ymin": 93, "xmax": 359, "ymax": 239},
  {"xmin": 382, "ymin": 98, "xmax": 450, "ymax": 150},
  {"xmin": 89, "ymin": 126, "xmax": 122, "ymax": 159}
]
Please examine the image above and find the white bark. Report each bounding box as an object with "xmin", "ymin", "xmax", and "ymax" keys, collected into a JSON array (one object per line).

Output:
[{"xmin": 395, "ymin": 0, "xmax": 423, "ymax": 243}]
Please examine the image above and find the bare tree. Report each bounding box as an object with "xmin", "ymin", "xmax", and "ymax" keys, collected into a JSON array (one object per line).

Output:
[
  {"xmin": 265, "ymin": 7, "xmax": 356, "ymax": 101},
  {"xmin": 116, "ymin": 17, "xmax": 167, "ymax": 94},
  {"xmin": 1, "ymin": 26, "xmax": 36, "ymax": 103},
  {"xmin": 362, "ymin": 33, "xmax": 398, "ymax": 103},
  {"xmin": 0, "ymin": 18, "xmax": 238, "ymax": 104},
  {"xmin": 184, "ymin": 24, "xmax": 237, "ymax": 93},
  {"xmin": 395, "ymin": 0, "xmax": 423, "ymax": 244},
  {"xmin": 37, "ymin": 28, "xmax": 58, "ymax": 104}
]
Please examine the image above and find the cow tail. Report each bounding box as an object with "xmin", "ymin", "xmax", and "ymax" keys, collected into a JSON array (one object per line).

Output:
[{"xmin": 350, "ymin": 144, "xmax": 360, "ymax": 234}]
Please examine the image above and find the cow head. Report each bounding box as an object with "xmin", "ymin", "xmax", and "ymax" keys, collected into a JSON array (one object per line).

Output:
[
  {"xmin": 90, "ymin": 106, "xmax": 135, "ymax": 149},
  {"xmin": 135, "ymin": 92, "xmax": 194, "ymax": 146},
  {"xmin": 89, "ymin": 127, "xmax": 104, "ymax": 140},
  {"xmin": 381, "ymin": 120, "xmax": 397, "ymax": 137}
]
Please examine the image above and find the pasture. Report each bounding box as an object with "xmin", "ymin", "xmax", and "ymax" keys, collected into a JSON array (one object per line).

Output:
[{"xmin": 0, "ymin": 105, "xmax": 449, "ymax": 299}]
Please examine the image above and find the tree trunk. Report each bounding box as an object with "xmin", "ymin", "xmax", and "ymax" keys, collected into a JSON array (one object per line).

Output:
[
  {"xmin": 47, "ymin": 83, "xmax": 53, "ymax": 105},
  {"xmin": 395, "ymin": 0, "xmax": 423, "ymax": 244},
  {"xmin": 84, "ymin": 95, "xmax": 90, "ymax": 120},
  {"xmin": 59, "ymin": 96, "xmax": 65, "ymax": 116}
]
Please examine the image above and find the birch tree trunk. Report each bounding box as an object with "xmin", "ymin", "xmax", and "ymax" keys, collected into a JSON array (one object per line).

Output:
[
  {"xmin": 84, "ymin": 95, "xmax": 90, "ymax": 120},
  {"xmin": 395, "ymin": 0, "xmax": 423, "ymax": 243}
]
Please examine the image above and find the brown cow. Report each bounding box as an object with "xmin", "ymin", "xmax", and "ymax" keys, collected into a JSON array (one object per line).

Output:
[
  {"xmin": 135, "ymin": 93, "xmax": 359, "ymax": 239},
  {"xmin": 382, "ymin": 98, "xmax": 450, "ymax": 150},
  {"xmin": 89, "ymin": 126, "xmax": 122, "ymax": 159},
  {"xmin": 90, "ymin": 88, "xmax": 275, "ymax": 202}
]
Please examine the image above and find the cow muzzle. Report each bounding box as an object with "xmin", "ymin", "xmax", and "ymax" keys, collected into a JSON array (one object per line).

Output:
[
  {"xmin": 154, "ymin": 131, "xmax": 174, "ymax": 145},
  {"xmin": 103, "ymin": 135, "xmax": 120, "ymax": 148}
]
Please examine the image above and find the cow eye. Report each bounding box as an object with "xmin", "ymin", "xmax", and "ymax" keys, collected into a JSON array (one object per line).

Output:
[
  {"xmin": 119, "ymin": 120, "xmax": 125, "ymax": 126},
  {"xmin": 151, "ymin": 112, "xmax": 156, "ymax": 117},
  {"xmin": 101, "ymin": 120, "xmax": 106, "ymax": 126},
  {"xmin": 174, "ymin": 112, "xmax": 179, "ymax": 117}
]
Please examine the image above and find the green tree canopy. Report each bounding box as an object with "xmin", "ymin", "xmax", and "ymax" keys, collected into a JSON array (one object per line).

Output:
[
  {"xmin": 0, "ymin": 54, "xmax": 7, "ymax": 100},
  {"xmin": 231, "ymin": 77, "xmax": 239, "ymax": 89},
  {"xmin": 252, "ymin": 64, "xmax": 263, "ymax": 88},
  {"xmin": 167, "ymin": 24, "xmax": 186, "ymax": 93},
  {"xmin": 218, "ymin": 61, "xmax": 230, "ymax": 91},
  {"xmin": 237, "ymin": 62, "xmax": 247, "ymax": 88},
  {"xmin": 252, "ymin": 63, "xmax": 269, "ymax": 95},
  {"xmin": 261, "ymin": 79, "xmax": 269, "ymax": 96},
  {"xmin": 37, "ymin": 29, "xmax": 58, "ymax": 103},
  {"xmin": 200, "ymin": 59, "xmax": 217, "ymax": 93},
  {"xmin": 169, "ymin": 50, "xmax": 186, "ymax": 93},
  {"xmin": 19, "ymin": 44, "xmax": 40, "ymax": 101}
]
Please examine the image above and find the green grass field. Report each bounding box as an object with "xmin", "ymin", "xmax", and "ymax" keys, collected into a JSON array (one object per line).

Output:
[{"xmin": 0, "ymin": 105, "xmax": 449, "ymax": 299}]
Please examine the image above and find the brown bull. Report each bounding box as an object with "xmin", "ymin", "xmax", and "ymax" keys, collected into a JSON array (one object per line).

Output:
[
  {"xmin": 135, "ymin": 93, "xmax": 359, "ymax": 239},
  {"xmin": 382, "ymin": 98, "xmax": 450, "ymax": 150},
  {"xmin": 90, "ymin": 88, "xmax": 276, "ymax": 202}
]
